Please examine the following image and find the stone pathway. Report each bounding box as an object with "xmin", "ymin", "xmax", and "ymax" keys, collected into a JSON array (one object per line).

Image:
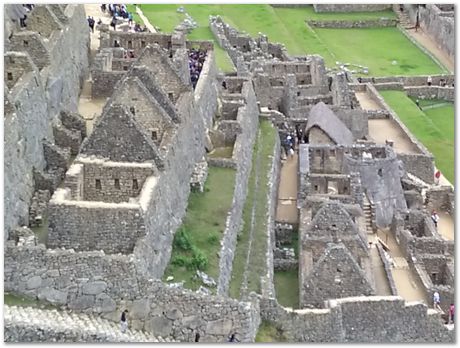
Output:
[
  {"xmin": 405, "ymin": 28, "xmax": 454, "ymax": 73},
  {"xmin": 4, "ymin": 305, "xmax": 173, "ymax": 342},
  {"xmin": 376, "ymin": 228, "xmax": 428, "ymax": 304},
  {"xmin": 275, "ymin": 153, "xmax": 298, "ymax": 224},
  {"xmin": 355, "ymin": 91, "xmax": 381, "ymax": 111},
  {"xmin": 135, "ymin": 5, "xmax": 157, "ymax": 33},
  {"xmin": 368, "ymin": 119, "xmax": 420, "ymax": 154}
]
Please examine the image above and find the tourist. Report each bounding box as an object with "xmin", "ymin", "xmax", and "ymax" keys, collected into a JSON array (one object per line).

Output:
[
  {"xmin": 194, "ymin": 333, "xmax": 200, "ymax": 342},
  {"xmin": 128, "ymin": 12, "xmax": 133, "ymax": 26},
  {"xmin": 100, "ymin": 4, "xmax": 106, "ymax": 13},
  {"xmin": 110, "ymin": 16, "xmax": 117, "ymax": 30},
  {"xmin": 289, "ymin": 146, "xmax": 295, "ymax": 158},
  {"xmin": 415, "ymin": 99, "xmax": 421, "ymax": 110},
  {"xmin": 449, "ymin": 303, "xmax": 454, "ymax": 324},
  {"xmin": 88, "ymin": 16, "xmax": 95, "ymax": 33},
  {"xmin": 427, "ymin": 76, "xmax": 432, "ymax": 86},
  {"xmin": 433, "ymin": 291, "xmax": 441, "ymax": 310},
  {"xmin": 431, "ymin": 210, "xmax": 439, "ymax": 229},
  {"xmin": 228, "ymin": 333, "xmax": 239, "ymax": 342},
  {"xmin": 120, "ymin": 309, "xmax": 129, "ymax": 333},
  {"xmin": 434, "ymin": 169, "xmax": 441, "ymax": 185},
  {"xmin": 415, "ymin": 9, "xmax": 420, "ymax": 32}
]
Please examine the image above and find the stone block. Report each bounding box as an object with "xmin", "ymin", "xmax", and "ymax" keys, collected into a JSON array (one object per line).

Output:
[
  {"xmin": 95, "ymin": 293, "xmax": 116, "ymax": 313},
  {"xmin": 69, "ymin": 295, "xmax": 95, "ymax": 309},
  {"xmin": 26, "ymin": 276, "xmax": 42, "ymax": 290},
  {"xmin": 37, "ymin": 287, "xmax": 68, "ymax": 305},
  {"xmin": 144, "ymin": 316, "xmax": 173, "ymax": 337},
  {"xmin": 165, "ymin": 307, "xmax": 183, "ymax": 320},
  {"xmin": 81, "ymin": 281, "xmax": 107, "ymax": 295},
  {"xmin": 205, "ymin": 318, "xmax": 233, "ymax": 335},
  {"xmin": 131, "ymin": 298, "xmax": 150, "ymax": 319}
]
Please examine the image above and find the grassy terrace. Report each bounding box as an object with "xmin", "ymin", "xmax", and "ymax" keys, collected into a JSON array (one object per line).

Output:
[
  {"xmin": 379, "ymin": 90, "xmax": 454, "ymax": 183},
  {"xmin": 229, "ymin": 120, "xmax": 277, "ymax": 298},
  {"xmin": 163, "ymin": 166, "xmax": 236, "ymax": 290},
  {"xmin": 132, "ymin": 4, "xmax": 443, "ymax": 76},
  {"xmin": 256, "ymin": 320, "xmax": 287, "ymax": 342}
]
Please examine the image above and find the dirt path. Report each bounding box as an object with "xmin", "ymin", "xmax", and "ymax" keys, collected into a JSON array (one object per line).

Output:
[
  {"xmin": 406, "ymin": 28, "xmax": 454, "ymax": 73},
  {"xmin": 376, "ymin": 229, "xmax": 428, "ymax": 304},
  {"xmin": 369, "ymin": 245, "xmax": 392, "ymax": 296},
  {"xmin": 276, "ymin": 154, "xmax": 298, "ymax": 224},
  {"xmin": 355, "ymin": 92, "xmax": 381, "ymax": 111},
  {"xmin": 368, "ymin": 119, "xmax": 420, "ymax": 154},
  {"xmin": 437, "ymin": 211, "xmax": 454, "ymax": 241}
]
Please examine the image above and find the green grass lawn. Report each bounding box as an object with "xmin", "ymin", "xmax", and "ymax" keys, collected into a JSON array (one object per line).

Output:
[
  {"xmin": 229, "ymin": 120, "xmax": 277, "ymax": 298},
  {"xmin": 313, "ymin": 27, "xmax": 444, "ymax": 76},
  {"xmin": 380, "ymin": 90, "xmax": 454, "ymax": 183},
  {"xmin": 274, "ymin": 269, "xmax": 299, "ymax": 309},
  {"xmin": 131, "ymin": 4, "xmax": 442, "ymax": 76},
  {"xmin": 163, "ymin": 166, "xmax": 236, "ymax": 290}
]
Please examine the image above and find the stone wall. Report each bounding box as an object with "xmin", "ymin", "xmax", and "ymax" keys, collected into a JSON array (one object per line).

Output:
[
  {"xmin": 404, "ymin": 4, "xmax": 454, "ymax": 60},
  {"xmin": 313, "ymin": 4, "xmax": 392, "ymax": 12},
  {"xmin": 47, "ymin": 189, "xmax": 146, "ymax": 254},
  {"xmin": 4, "ymin": 4, "xmax": 90, "ymax": 237},
  {"xmin": 259, "ymin": 295, "xmax": 453, "ymax": 342},
  {"xmin": 307, "ymin": 19, "xmax": 397, "ymax": 28},
  {"xmin": 4, "ymin": 243, "xmax": 261, "ymax": 342},
  {"xmin": 217, "ymin": 80, "xmax": 259, "ymax": 295},
  {"xmin": 425, "ymin": 186, "xmax": 454, "ymax": 214},
  {"xmin": 194, "ymin": 50, "xmax": 218, "ymax": 130},
  {"xmin": 404, "ymin": 86, "xmax": 454, "ymax": 102}
]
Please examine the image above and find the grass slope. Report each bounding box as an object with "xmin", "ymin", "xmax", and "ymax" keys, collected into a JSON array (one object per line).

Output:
[
  {"xmin": 274, "ymin": 270, "xmax": 299, "ymax": 309},
  {"xmin": 163, "ymin": 166, "xmax": 236, "ymax": 290},
  {"xmin": 380, "ymin": 90, "xmax": 454, "ymax": 183},
  {"xmin": 133, "ymin": 4, "xmax": 442, "ymax": 76},
  {"xmin": 255, "ymin": 320, "xmax": 287, "ymax": 342}
]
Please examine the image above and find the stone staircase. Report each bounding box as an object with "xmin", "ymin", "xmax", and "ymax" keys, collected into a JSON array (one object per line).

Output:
[
  {"xmin": 393, "ymin": 4, "xmax": 413, "ymax": 29},
  {"xmin": 362, "ymin": 195, "xmax": 374, "ymax": 234},
  {"xmin": 4, "ymin": 305, "xmax": 174, "ymax": 343}
]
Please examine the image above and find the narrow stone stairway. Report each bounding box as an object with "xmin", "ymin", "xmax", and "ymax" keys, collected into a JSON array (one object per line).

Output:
[
  {"xmin": 362, "ymin": 195, "xmax": 374, "ymax": 235},
  {"xmin": 393, "ymin": 4, "xmax": 413, "ymax": 29},
  {"xmin": 4, "ymin": 305, "xmax": 174, "ymax": 343}
]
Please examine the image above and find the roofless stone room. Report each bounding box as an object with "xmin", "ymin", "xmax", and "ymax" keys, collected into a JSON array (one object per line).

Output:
[{"xmin": 4, "ymin": 3, "xmax": 454, "ymax": 343}]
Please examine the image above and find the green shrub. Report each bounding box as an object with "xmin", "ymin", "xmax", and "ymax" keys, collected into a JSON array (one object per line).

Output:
[
  {"xmin": 171, "ymin": 255, "xmax": 190, "ymax": 267},
  {"xmin": 207, "ymin": 233, "xmax": 219, "ymax": 245},
  {"xmin": 190, "ymin": 247, "xmax": 208, "ymax": 270},
  {"xmin": 173, "ymin": 228, "xmax": 192, "ymax": 251}
]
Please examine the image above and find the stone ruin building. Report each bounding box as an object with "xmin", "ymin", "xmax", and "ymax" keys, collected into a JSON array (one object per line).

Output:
[{"xmin": 3, "ymin": 3, "xmax": 455, "ymax": 343}]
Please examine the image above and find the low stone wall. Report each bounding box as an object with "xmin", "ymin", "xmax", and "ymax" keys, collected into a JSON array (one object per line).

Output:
[
  {"xmin": 217, "ymin": 81, "xmax": 259, "ymax": 295},
  {"xmin": 359, "ymin": 74, "xmax": 454, "ymax": 87},
  {"xmin": 373, "ymin": 82, "xmax": 404, "ymax": 91},
  {"xmin": 4, "ymin": 243, "xmax": 261, "ymax": 342},
  {"xmin": 404, "ymin": 86, "xmax": 454, "ymax": 102},
  {"xmin": 313, "ymin": 4, "xmax": 392, "ymax": 12},
  {"xmin": 262, "ymin": 133, "xmax": 281, "ymax": 297},
  {"xmin": 274, "ymin": 222, "xmax": 295, "ymax": 244},
  {"xmin": 273, "ymin": 247, "xmax": 297, "ymax": 271},
  {"xmin": 397, "ymin": 153, "xmax": 434, "ymax": 184},
  {"xmin": 425, "ymin": 186, "xmax": 454, "ymax": 214},
  {"xmin": 91, "ymin": 71, "xmax": 126, "ymax": 98},
  {"xmin": 259, "ymin": 295, "xmax": 453, "ymax": 342},
  {"xmin": 376, "ymin": 244, "xmax": 398, "ymax": 296},
  {"xmin": 307, "ymin": 19, "xmax": 397, "ymax": 28}
]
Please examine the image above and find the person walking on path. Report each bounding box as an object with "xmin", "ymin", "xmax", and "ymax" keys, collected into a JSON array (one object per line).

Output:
[
  {"xmin": 431, "ymin": 210, "xmax": 440, "ymax": 229},
  {"xmin": 433, "ymin": 291, "xmax": 441, "ymax": 310},
  {"xmin": 228, "ymin": 333, "xmax": 239, "ymax": 342},
  {"xmin": 120, "ymin": 309, "xmax": 129, "ymax": 333},
  {"xmin": 449, "ymin": 303, "xmax": 454, "ymax": 324}
]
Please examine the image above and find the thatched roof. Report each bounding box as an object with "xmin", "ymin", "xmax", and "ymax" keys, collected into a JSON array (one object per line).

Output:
[{"xmin": 306, "ymin": 102, "xmax": 353, "ymax": 145}]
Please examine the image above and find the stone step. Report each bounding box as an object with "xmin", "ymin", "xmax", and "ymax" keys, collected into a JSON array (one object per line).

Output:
[{"xmin": 4, "ymin": 305, "xmax": 173, "ymax": 343}]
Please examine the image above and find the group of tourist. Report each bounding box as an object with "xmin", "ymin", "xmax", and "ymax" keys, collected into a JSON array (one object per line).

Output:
[
  {"xmin": 189, "ymin": 48, "xmax": 207, "ymax": 89},
  {"xmin": 99, "ymin": 3, "xmax": 147, "ymax": 33}
]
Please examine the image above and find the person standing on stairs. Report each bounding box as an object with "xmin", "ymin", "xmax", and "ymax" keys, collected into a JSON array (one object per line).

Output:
[
  {"xmin": 431, "ymin": 210, "xmax": 440, "ymax": 229},
  {"xmin": 120, "ymin": 309, "xmax": 129, "ymax": 333}
]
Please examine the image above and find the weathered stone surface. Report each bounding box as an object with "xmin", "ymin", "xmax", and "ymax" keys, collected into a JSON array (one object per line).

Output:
[
  {"xmin": 82, "ymin": 281, "xmax": 107, "ymax": 295},
  {"xmin": 26, "ymin": 276, "xmax": 42, "ymax": 290},
  {"xmin": 145, "ymin": 316, "xmax": 173, "ymax": 337},
  {"xmin": 37, "ymin": 287, "xmax": 67, "ymax": 305},
  {"xmin": 205, "ymin": 318, "xmax": 233, "ymax": 335}
]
